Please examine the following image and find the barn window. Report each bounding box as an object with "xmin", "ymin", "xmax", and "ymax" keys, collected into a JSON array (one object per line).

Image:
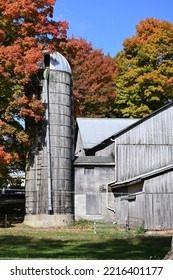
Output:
[{"xmin": 44, "ymin": 54, "xmax": 50, "ymax": 67}]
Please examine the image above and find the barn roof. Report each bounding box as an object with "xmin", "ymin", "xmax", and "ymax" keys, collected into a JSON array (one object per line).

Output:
[
  {"xmin": 76, "ymin": 118, "xmax": 140, "ymax": 150},
  {"xmin": 87, "ymin": 101, "xmax": 173, "ymax": 153},
  {"xmin": 74, "ymin": 156, "xmax": 115, "ymax": 166}
]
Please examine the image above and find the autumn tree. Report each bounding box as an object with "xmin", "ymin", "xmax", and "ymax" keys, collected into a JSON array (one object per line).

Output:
[
  {"xmin": 0, "ymin": 0, "xmax": 68, "ymax": 185},
  {"xmin": 60, "ymin": 38, "xmax": 116, "ymax": 117},
  {"xmin": 114, "ymin": 18, "xmax": 173, "ymax": 118}
]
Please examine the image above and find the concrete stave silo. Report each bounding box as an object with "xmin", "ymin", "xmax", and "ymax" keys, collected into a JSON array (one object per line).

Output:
[{"xmin": 24, "ymin": 52, "xmax": 74, "ymax": 227}]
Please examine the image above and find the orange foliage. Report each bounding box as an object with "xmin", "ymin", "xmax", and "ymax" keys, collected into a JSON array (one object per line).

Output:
[
  {"xmin": 114, "ymin": 18, "xmax": 173, "ymax": 117},
  {"xmin": 0, "ymin": 0, "xmax": 68, "ymax": 176},
  {"xmin": 0, "ymin": 146, "xmax": 18, "ymax": 165},
  {"xmin": 60, "ymin": 38, "xmax": 116, "ymax": 117}
]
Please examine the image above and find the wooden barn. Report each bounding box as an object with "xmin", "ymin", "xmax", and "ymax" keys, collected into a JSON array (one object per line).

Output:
[
  {"xmin": 74, "ymin": 118, "xmax": 139, "ymax": 221},
  {"xmin": 108, "ymin": 102, "xmax": 173, "ymax": 230}
]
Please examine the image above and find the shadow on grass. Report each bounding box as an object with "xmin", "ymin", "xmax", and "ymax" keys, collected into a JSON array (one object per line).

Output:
[{"xmin": 0, "ymin": 234, "xmax": 171, "ymax": 260}]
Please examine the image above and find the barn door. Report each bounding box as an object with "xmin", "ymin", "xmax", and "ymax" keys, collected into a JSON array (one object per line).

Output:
[{"xmin": 127, "ymin": 193, "xmax": 145, "ymax": 229}]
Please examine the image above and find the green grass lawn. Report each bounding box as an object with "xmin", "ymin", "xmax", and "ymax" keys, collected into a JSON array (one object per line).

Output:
[{"xmin": 0, "ymin": 222, "xmax": 171, "ymax": 260}]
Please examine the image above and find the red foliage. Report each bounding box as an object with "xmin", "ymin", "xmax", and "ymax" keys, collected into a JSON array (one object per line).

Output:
[
  {"xmin": 0, "ymin": 0, "xmax": 68, "ymax": 176},
  {"xmin": 60, "ymin": 38, "xmax": 116, "ymax": 117},
  {"xmin": 0, "ymin": 146, "xmax": 19, "ymax": 179},
  {"xmin": 0, "ymin": 146, "xmax": 18, "ymax": 165}
]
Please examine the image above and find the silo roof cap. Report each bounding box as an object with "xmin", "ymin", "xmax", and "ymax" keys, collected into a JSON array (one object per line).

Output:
[{"xmin": 49, "ymin": 52, "xmax": 71, "ymax": 73}]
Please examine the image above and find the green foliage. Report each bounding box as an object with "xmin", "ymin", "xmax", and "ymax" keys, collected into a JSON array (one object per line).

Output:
[
  {"xmin": 114, "ymin": 18, "xmax": 173, "ymax": 118},
  {"xmin": 136, "ymin": 226, "xmax": 145, "ymax": 234}
]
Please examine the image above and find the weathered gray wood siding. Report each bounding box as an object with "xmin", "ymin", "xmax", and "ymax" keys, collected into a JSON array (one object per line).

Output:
[
  {"xmin": 144, "ymin": 171, "xmax": 173, "ymax": 230},
  {"xmin": 115, "ymin": 106, "xmax": 173, "ymax": 181},
  {"xmin": 114, "ymin": 183, "xmax": 144, "ymax": 228},
  {"xmin": 25, "ymin": 70, "xmax": 73, "ymax": 215},
  {"xmin": 114, "ymin": 170, "xmax": 173, "ymax": 230},
  {"xmin": 95, "ymin": 142, "xmax": 114, "ymax": 157}
]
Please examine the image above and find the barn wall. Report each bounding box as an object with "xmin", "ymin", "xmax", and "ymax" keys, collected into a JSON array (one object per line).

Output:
[
  {"xmin": 75, "ymin": 166, "xmax": 115, "ymax": 221},
  {"xmin": 116, "ymin": 145, "xmax": 173, "ymax": 181},
  {"xmin": 115, "ymin": 106, "xmax": 173, "ymax": 181},
  {"xmin": 74, "ymin": 121, "xmax": 115, "ymax": 222},
  {"xmin": 95, "ymin": 142, "xmax": 114, "ymax": 157},
  {"xmin": 114, "ymin": 183, "xmax": 145, "ymax": 228},
  {"xmin": 114, "ymin": 170, "xmax": 173, "ymax": 230},
  {"xmin": 116, "ymin": 106, "xmax": 173, "ymax": 145},
  {"xmin": 144, "ymin": 171, "xmax": 173, "ymax": 230},
  {"xmin": 75, "ymin": 131, "xmax": 85, "ymax": 156}
]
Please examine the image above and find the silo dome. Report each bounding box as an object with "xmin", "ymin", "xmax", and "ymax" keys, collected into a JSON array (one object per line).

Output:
[{"xmin": 49, "ymin": 52, "xmax": 72, "ymax": 74}]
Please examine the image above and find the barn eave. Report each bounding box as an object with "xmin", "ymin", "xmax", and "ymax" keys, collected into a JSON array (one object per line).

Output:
[{"xmin": 109, "ymin": 163, "xmax": 173, "ymax": 189}]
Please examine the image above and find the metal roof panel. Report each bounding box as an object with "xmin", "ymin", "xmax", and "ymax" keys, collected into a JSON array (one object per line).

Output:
[{"xmin": 77, "ymin": 118, "xmax": 140, "ymax": 149}]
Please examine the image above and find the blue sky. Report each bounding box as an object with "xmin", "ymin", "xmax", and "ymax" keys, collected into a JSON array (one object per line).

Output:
[{"xmin": 54, "ymin": 0, "xmax": 173, "ymax": 57}]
